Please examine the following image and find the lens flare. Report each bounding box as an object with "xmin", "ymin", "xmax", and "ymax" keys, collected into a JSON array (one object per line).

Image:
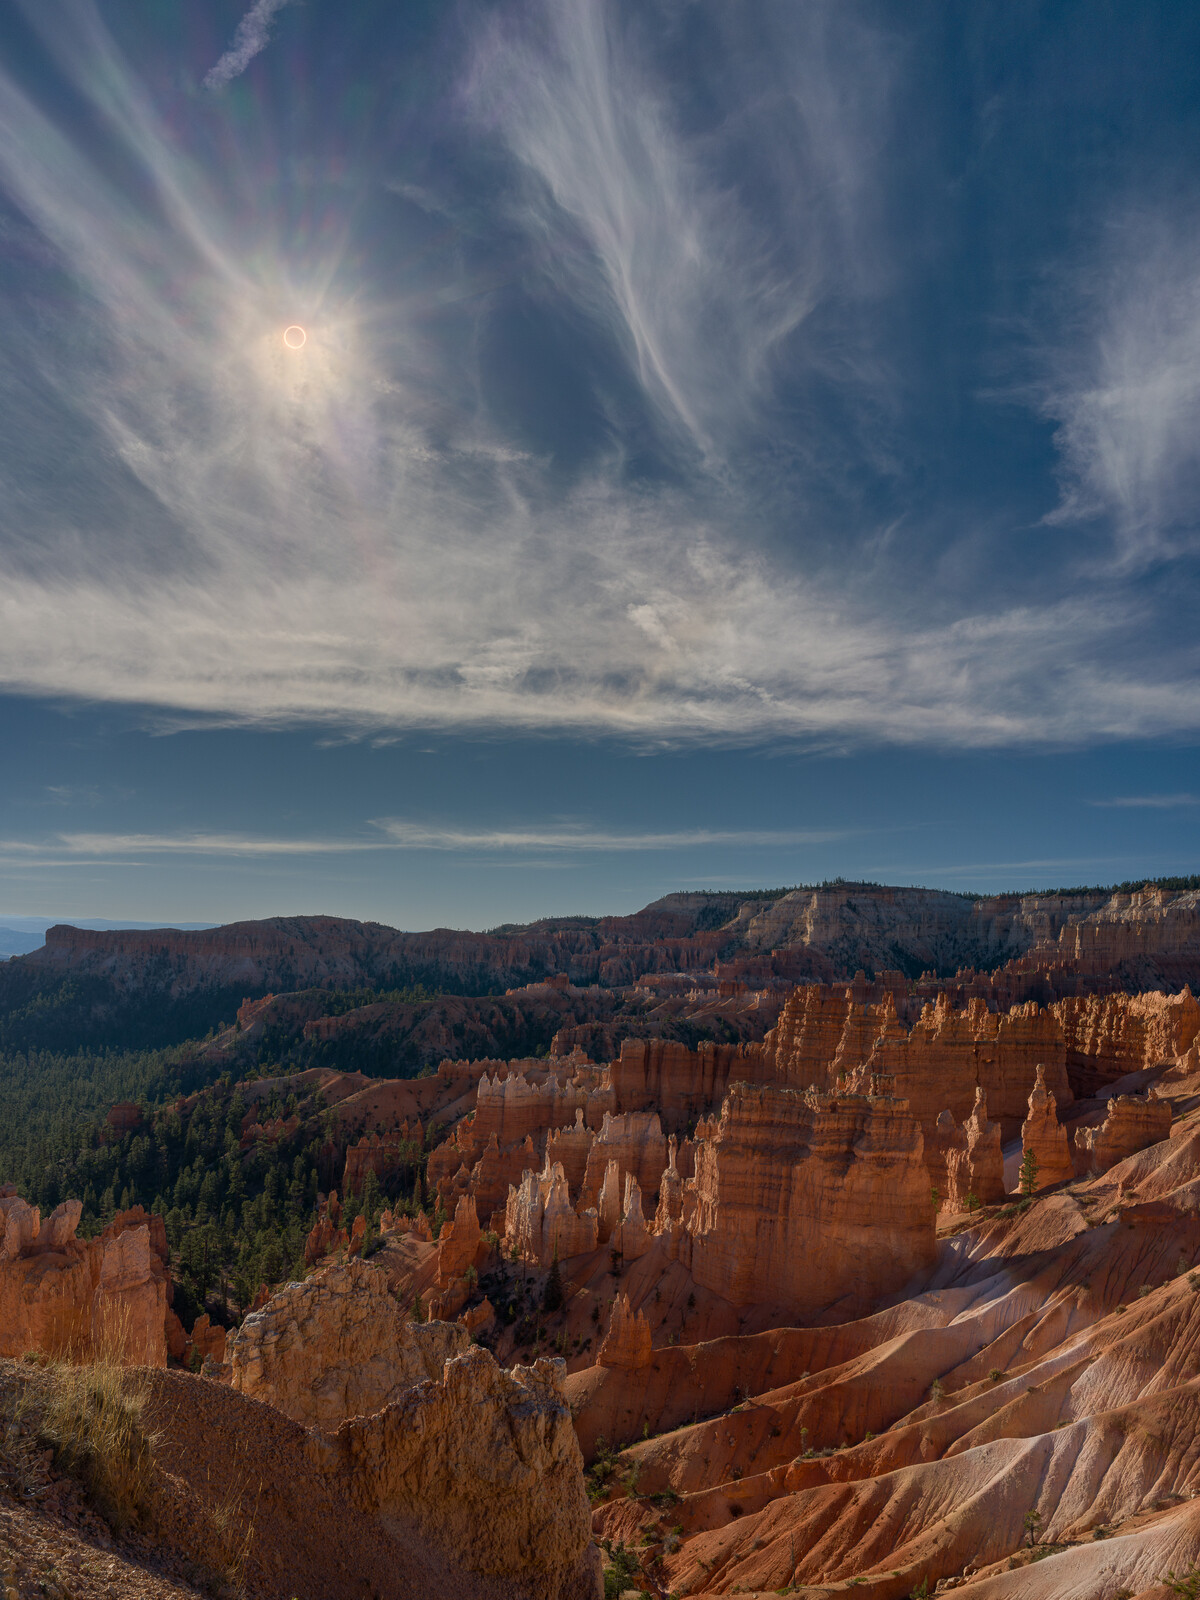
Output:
[{"xmin": 283, "ymin": 324, "xmax": 306, "ymax": 349}]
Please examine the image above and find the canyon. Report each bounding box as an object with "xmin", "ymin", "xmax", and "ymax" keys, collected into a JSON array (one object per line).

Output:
[{"xmin": 5, "ymin": 881, "xmax": 1200, "ymax": 1597}]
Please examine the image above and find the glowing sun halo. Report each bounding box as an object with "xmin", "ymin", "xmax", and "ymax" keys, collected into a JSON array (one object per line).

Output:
[{"xmin": 283, "ymin": 324, "xmax": 307, "ymax": 349}]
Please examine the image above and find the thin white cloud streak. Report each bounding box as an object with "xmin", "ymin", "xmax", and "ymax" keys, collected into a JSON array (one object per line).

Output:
[
  {"xmin": 372, "ymin": 822, "xmax": 845, "ymax": 851},
  {"xmin": 1089, "ymin": 794, "xmax": 1199, "ymax": 809},
  {"xmin": 0, "ymin": 824, "xmax": 847, "ymax": 860},
  {"xmin": 1040, "ymin": 208, "xmax": 1200, "ymax": 569},
  {"xmin": 867, "ymin": 858, "xmax": 1131, "ymax": 883},
  {"xmin": 204, "ymin": 0, "xmax": 293, "ymax": 90},
  {"xmin": 0, "ymin": 5, "xmax": 1195, "ymax": 746},
  {"xmin": 466, "ymin": 0, "xmax": 891, "ymax": 460}
]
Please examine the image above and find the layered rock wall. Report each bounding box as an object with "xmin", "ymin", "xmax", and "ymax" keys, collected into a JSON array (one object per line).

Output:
[
  {"xmin": 682, "ymin": 1084, "xmax": 935, "ymax": 1316},
  {"xmin": 738, "ymin": 987, "xmax": 1071, "ymax": 1139},
  {"xmin": 607, "ymin": 1037, "xmax": 751, "ymax": 1128},
  {"xmin": 473, "ymin": 1070, "xmax": 590, "ymax": 1154},
  {"xmin": 1073, "ymin": 1091, "xmax": 1173, "ymax": 1178},
  {"xmin": 579, "ymin": 1111, "xmax": 668, "ymax": 1209},
  {"xmin": 1055, "ymin": 989, "xmax": 1200, "ymax": 1088}
]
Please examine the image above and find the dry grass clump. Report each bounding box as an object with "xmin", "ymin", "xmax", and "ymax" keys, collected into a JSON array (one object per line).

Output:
[
  {"xmin": 3, "ymin": 1309, "xmax": 159, "ymax": 1535},
  {"xmin": 32, "ymin": 1353, "xmax": 157, "ymax": 1533}
]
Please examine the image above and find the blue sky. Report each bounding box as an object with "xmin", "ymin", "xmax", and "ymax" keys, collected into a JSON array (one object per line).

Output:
[{"xmin": 0, "ymin": 0, "xmax": 1197, "ymax": 928}]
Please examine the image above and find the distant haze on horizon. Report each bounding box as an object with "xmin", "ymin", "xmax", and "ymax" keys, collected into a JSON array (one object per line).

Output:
[{"xmin": 0, "ymin": 1, "xmax": 1196, "ymax": 925}]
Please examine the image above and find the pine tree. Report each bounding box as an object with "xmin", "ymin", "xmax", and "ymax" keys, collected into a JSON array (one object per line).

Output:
[
  {"xmin": 1018, "ymin": 1148, "xmax": 1040, "ymax": 1197},
  {"xmin": 543, "ymin": 1252, "xmax": 564, "ymax": 1313}
]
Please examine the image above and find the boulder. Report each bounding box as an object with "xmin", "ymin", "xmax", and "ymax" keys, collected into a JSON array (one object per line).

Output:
[{"xmin": 225, "ymin": 1257, "xmax": 469, "ymax": 1425}]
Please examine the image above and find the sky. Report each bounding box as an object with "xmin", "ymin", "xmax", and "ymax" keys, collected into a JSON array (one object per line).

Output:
[{"xmin": 0, "ymin": 0, "xmax": 1198, "ymax": 931}]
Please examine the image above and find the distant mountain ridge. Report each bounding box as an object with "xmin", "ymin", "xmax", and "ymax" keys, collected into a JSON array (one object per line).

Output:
[{"xmin": 1, "ymin": 881, "xmax": 1198, "ymax": 1056}]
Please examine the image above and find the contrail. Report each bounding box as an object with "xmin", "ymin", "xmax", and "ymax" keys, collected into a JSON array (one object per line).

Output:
[{"xmin": 204, "ymin": 0, "xmax": 292, "ymax": 90}]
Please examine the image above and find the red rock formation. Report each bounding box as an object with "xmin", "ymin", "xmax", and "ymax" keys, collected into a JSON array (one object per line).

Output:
[
  {"xmin": 305, "ymin": 1195, "xmax": 350, "ymax": 1265},
  {"xmin": 342, "ymin": 1122, "xmax": 423, "ymax": 1196},
  {"xmin": 19, "ymin": 904, "xmax": 727, "ymax": 994},
  {"xmin": 598, "ymin": 1294, "xmax": 652, "ymax": 1370},
  {"xmin": 471, "ymin": 1130, "xmax": 538, "ymax": 1220},
  {"xmin": 105, "ymin": 1100, "xmax": 142, "ymax": 1135},
  {"xmin": 1020, "ymin": 1064, "xmax": 1075, "ymax": 1189},
  {"xmin": 682, "ymin": 1083, "xmax": 935, "ymax": 1317},
  {"xmin": 318, "ymin": 1347, "xmax": 600, "ymax": 1600},
  {"xmin": 925, "ymin": 1110, "xmax": 958, "ymax": 1207},
  {"xmin": 473, "ymin": 1069, "xmax": 590, "ymax": 1154},
  {"xmin": 607, "ymin": 1037, "xmax": 751, "ymax": 1128},
  {"xmin": 653, "ymin": 1137, "xmax": 686, "ymax": 1231},
  {"xmin": 610, "ymin": 1174, "xmax": 651, "ymax": 1263},
  {"xmin": 545, "ymin": 1109, "xmax": 594, "ymax": 1193},
  {"xmin": 0, "ymin": 1195, "xmax": 169, "ymax": 1364},
  {"xmin": 579, "ymin": 1111, "xmax": 668, "ymax": 1209},
  {"xmin": 656, "ymin": 985, "xmax": 1075, "ymax": 1143},
  {"xmin": 858, "ymin": 996, "xmax": 1069, "ymax": 1136},
  {"xmin": 1073, "ymin": 1089, "xmax": 1172, "ymax": 1177},
  {"xmin": 1055, "ymin": 987, "xmax": 1200, "ymax": 1091},
  {"xmin": 225, "ymin": 1258, "xmax": 469, "ymax": 1424},
  {"xmin": 435, "ymin": 1194, "xmax": 482, "ymax": 1286},
  {"xmin": 188, "ymin": 1312, "xmax": 227, "ymax": 1365},
  {"xmin": 959, "ymin": 887, "xmax": 1200, "ymax": 1006},
  {"xmin": 461, "ymin": 1297, "xmax": 495, "ymax": 1337},
  {"xmin": 239, "ymin": 1112, "xmax": 301, "ymax": 1149},
  {"xmin": 944, "ymin": 1087, "xmax": 1006, "ymax": 1209},
  {"xmin": 505, "ymin": 1159, "xmax": 599, "ymax": 1266}
]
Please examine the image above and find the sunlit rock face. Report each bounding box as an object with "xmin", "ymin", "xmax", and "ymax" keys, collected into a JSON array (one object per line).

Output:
[
  {"xmin": 0, "ymin": 1191, "xmax": 169, "ymax": 1365},
  {"xmin": 1073, "ymin": 1089, "xmax": 1172, "ymax": 1178},
  {"xmin": 316, "ymin": 1348, "xmax": 601, "ymax": 1600},
  {"xmin": 682, "ymin": 1082, "xmax": 936, "ymax": 1317},
  {"xmin": 1021, "ymin": 1064, "xmax": 1076, "ymax": 1190},
  {"xmin": 225, "ymin": 1257, "xmax": 468, "ymax": 1425}
]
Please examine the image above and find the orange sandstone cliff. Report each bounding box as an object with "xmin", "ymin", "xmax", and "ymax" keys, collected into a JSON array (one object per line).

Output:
[
  {"xmin": 0, "ymin": 1191, "xmax": 170, "ymax": 1365},
  {"xmin": 682, "ymin": 1082, "xmax": 936, "ymax": 1317}
]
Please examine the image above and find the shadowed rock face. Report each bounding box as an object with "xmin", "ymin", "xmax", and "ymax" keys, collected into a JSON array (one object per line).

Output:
[
  {"xmin": 220, "ymin": 1258, "xmax": 600, "ymax": 1597},
  {"xmin": 15, "ymin": 886, "xmax": 1200, "ymax": 1019},
  {"xmin": 945, "ymin": 1088, "xmax": 1006, "ymax": 1208},
  {"xmin": 218, "ymin": 1263, "xmax": 599, "ymax": 1597}
]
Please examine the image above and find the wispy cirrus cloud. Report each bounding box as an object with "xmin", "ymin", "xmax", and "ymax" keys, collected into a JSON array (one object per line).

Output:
[
  {"xmin": 0, "ymin": 1, "xmax": 1196, "ymax": 752},
  {"xmin": 1039, "ymin": 207, "xmax": 1200, "ymax": 571},
  {"xmin": 0, "ymin": 822, "xmax": 848, "ymax": 861},
  {"xmin": 466, "ymin": 0, "xmax": 894, "ymax": 462},
  {"xmin": 372, "ymin": 821, "xmax": 846, "ymax": 851},
  {"xmin": 1088, "ymin": 793, "xmax": 1199, "ymax": 809},
  {"xmin": 204, "ymin": 0, "xmax": 293, "ymax": 91}
]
